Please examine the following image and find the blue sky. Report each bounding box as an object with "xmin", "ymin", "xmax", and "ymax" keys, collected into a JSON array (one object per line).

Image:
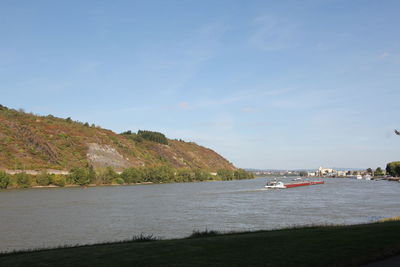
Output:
[{"xmin": 1, "ymin": 0, "xmax": 400, "ymax": 169}]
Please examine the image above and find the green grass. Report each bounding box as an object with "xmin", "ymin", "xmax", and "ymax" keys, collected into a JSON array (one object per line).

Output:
[{"xmin": 1, "ymin": 221, "xmax": 400, "ymax": 266}]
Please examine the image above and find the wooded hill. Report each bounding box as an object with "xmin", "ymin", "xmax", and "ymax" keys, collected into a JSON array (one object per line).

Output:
[{"xmin": 0, "ymin": 105, "xmax": 236, "ymax": 172}]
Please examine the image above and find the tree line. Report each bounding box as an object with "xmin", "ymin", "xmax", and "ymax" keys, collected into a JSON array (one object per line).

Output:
[
  {"xmin": 365, "ymin": 167, "xmax": 385, "ymax": 176},
  {"xmin": 0, "ymin": 167, "xmax": 254, "ymax": 189},
  {"xmin": 121, "ymin": 130, "xmax": 168, "ymax": 145}
]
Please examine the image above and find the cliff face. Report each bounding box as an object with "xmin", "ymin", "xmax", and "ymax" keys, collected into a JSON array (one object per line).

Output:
[{"xmin": 0, "ymin": 107, "xmax": 235, "ymax": 171}]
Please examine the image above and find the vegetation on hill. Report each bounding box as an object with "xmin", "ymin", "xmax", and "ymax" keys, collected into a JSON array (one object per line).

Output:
[
  {"xmin": 0, "ymin": 105, "xmax": 236, "ymax": 172},
  {"xmin": 0, "ymin": 105, "xmax": 254, "ymax": 188},
  {"xmin": 121, "ymin": 130, "xmax": 169, "ymax": 145},
  {"xmin": 137, "ymin": 130, "xmax": 168, "ymax": 145}
]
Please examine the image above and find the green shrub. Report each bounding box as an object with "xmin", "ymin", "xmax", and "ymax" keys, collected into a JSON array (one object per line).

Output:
[
  {"xmin": 16, "ymin": 172, "xmax": 31, "ymax": 188},
  {"xmin": 233, "ymin": 169, "xmax": 254, "ymax": 180},
  {"xmin": 189, "ymin": 229, "xmax": 220, "ymax": 238},
  {"xmin": 137, "ymin": 130, "xmax": 168, "ymax": 145},
  {"xmin": 69, "ymin": 168, "xmax": 90, "ymax": 186},
  {"xmin": 175, "ymin": 169, "xmax": 194, "ymax": 182},
  {"xmin": 36, "ymin": 171, "xmax": 52, "ymax": 186},
  {"xmin": 121, "ymin": 168, "xmax": 144, "ymax": 183},
  {"xmin": 53, "ymin": 175, "xmax": 66, "ymax": 187},
  {"xmin": 97, "ymin": 166, "xmax": 118, "ymax": 184},
  {"xmin": 0, "ymin": 171, "xmax": 10, "ymax": 189},
  {"xmin": 87, "ymin": 166, "xmax": 96, "ymax": 184},
  {"xmin": 374, "ymin": 167, "xmax": 384, "ymax": 177},
  {"xmin": 217, "ymin": 169, "xmax": 234, "ymax": 180},
  {"xmin": 131, "ymin": 233, "xmax": 158, "ymax": 242},
  {"xmin": 147, "ymin": 166, "xmax": 174, "ymax": 183},
  {"xmin": 194, "ymin": 169, "xmax": 210, "ymax": 181},
  {"xmin": 113, "ymin": 177, "xmax": 125, "ymax": 185}
]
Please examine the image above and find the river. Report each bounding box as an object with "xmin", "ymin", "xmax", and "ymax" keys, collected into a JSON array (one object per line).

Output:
[{"xmin": 0, "ymin": 177, "xmax": 399, "ymax": 252}]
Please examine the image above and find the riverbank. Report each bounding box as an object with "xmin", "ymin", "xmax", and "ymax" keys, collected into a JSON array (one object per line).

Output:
[
  {"xmin": 4, "ymin": 181, "xmax": 155, "ymax": 190},
  {"xmin": 0, "ymin": 167, "xmax": 254, "ymax": 190},
  {"xmin": 1, "ymin": 220, "xmax": 399, "ymax": 266}
]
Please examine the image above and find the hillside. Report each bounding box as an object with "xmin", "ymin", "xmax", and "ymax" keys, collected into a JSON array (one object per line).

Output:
[{"xmin": 0, "ymin": 105, "xmax": 235, "ymax": 172}]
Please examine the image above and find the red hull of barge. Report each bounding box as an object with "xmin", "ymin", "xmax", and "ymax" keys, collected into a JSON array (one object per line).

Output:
[{"xmin": 284, "ymin": 181, "xmax": 324, "ymax": 188}]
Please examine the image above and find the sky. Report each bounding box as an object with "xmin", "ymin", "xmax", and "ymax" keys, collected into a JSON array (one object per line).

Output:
[{"xmin": 1, "ymin": 0, "xmax": 400, "ymax": 170}]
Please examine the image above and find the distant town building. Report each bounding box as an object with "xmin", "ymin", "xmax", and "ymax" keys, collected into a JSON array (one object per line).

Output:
[{"xmin": 318, "ymin": 166, "xmax": 336, "ymax": 176}]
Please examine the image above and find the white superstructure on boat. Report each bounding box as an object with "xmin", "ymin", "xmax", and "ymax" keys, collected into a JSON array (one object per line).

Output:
[
  {"xmin": 265, "ymin": 181, "xmax": 286, "ymax": 189},
  {"xmin": 363, "ymin": 174, "xmax": 372, "ymax": 180}
]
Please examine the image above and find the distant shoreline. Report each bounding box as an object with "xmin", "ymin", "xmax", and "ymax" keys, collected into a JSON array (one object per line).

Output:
[
  {"xmin": 0, "ymin": 179, "xmax": 237, "ymax": 191},
  {"xmin": 2, "ymin": 181, "xmax": 155, "ymax": 190}
]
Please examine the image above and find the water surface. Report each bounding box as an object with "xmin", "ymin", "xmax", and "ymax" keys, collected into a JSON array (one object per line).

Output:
[{"xmin": 0, "ymin": 177, "xmax": 399, "ymax": 252}]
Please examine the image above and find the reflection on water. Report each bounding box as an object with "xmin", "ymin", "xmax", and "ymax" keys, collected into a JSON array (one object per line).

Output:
[{"xmin": 0, "ymin": 177, "xmax": 399, "ymax": 252}]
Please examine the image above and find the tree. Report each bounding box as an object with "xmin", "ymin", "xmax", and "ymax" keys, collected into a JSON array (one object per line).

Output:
[
  {"xmin": 100, "ymin": 166, "xmax": 118, "ymax": 184},
  {"xmin": 299, "ymin": 171, "xmax": 308, "ymax": 177},
  {"xmin": 16, "ymin": 172, "xmax": 31, "ymax": 188},
  {"xmin": 366, "ymin": 168, "xmax": 373, "ymax": 174},
  {"xmin": 396, "ymin": 165, "xmax": 400, "ymax": 177},
  {"xmin": 374, "ymin": 167, "xmax": 384, "ymax": 177},
  {"xmin": 194, "ymin": 169, "xmax": 209, "ymax": 181},
  {"xmin": 87, "ymin": 166, "xmax": 96, "ymax": 184},
  {"xmin": 147, "ymin": 166, "xmax": 174, "ymax": 183},
  {"xmin": 113, "ymin": 177, "xmax": 125, "ymax": 185},
  {"xmin": 53, "ymin": 175, "xmax": 66, "ymax": 187},
  {"xmin": 217, "ymin": 169, "xmax": 234, "ymax": 180},
  {"xmin": 36, "ymin": 170, "xmax": 52, "ymax": 186},
  {"xmin": 0, "ymin": 171, "xmax": 10, "ymax": 189},
  {"xmin": 121, "ymin": 130, "xmax": 132, "ymax": 135},
  {"xmin": 234, "ymin": 169, "xmax": 254, "ymax": 180},
  {"xmin": 121, "ymin": 168, "xmax": 144, "ymax": 183},
  {"xmin": 175, "ymin": 169, "xmax": 194, "ymax": 182},
  {"xmin": 69, "ymin": 168, "xmax": 90, "ymax": 186},
  {"xmin": 386, "ymin": 162, "xmax": 400, "ymax": 177},
  {"xmin": 137, "ymin": 130, "xmax": 168, "ymax": 145}
]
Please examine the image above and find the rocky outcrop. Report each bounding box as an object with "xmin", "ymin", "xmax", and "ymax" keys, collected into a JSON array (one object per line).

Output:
[{"xmin": 86, "ymin": 143, "xmax": 131, "ymax": 170}]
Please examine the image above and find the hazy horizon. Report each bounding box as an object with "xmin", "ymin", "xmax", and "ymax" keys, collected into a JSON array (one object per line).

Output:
[{"xmin": 1, "ymin": 0, "xmax": 399, "ymax": 169}]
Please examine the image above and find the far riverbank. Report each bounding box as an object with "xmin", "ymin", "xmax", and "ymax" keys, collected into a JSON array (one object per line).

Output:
[{"xmin": 0, "ymin": 167, "xmax": 254, "ymax": 190}]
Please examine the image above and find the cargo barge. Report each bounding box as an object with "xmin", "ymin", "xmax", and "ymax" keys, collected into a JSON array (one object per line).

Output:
[{"xmin": 265, "ymin": 180, "xmax": 324, "ymax": 189}]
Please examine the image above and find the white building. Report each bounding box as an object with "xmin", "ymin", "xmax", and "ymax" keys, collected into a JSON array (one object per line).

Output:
[{"xmin": 318, "ymin": 166, "xmax": 336, "ymax": 176}]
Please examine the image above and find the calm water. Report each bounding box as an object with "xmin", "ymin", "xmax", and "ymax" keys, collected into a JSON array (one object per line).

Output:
[{"xmin": 0, "ymin": 177, "xmax": 399, "ymax": 252}]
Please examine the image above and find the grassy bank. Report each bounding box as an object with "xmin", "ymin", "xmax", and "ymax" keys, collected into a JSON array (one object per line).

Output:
[{"xmin": 1, "ymin": 221, "xmax": 400, "ymax": 266}]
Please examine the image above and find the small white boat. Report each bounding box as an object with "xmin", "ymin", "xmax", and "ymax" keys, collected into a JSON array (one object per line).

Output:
[
  {"xmin": 356, "ymin": 175, "xmax": 362, "ymax": 180},
  {"xmin": 265, "ymin": 181, "xmax": 286, "ymax": 189},
  {"xmin": 293, "ymin": 177, "xmax": 302, "ymax": 181},
  {"xmin": 363, "ymin": 174, "xmax": 372, "ymax": 180}
]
